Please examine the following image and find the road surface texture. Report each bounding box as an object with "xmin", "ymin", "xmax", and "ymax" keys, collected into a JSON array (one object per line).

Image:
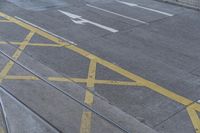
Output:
[{"xmin": 0, "ymin": 0, "xmax": 199, "ymax": 133}]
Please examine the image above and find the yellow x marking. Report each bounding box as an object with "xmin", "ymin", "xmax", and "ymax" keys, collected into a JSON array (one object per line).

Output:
[{"xmin": 0, "ymin": 12, "xmax": 199, "ymax": 133}]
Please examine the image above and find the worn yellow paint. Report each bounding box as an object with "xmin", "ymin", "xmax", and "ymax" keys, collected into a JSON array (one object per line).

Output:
[
  {"xmin": 48, "ymin": 77, "xmax": 87, "ymax": 83},
  {"xmin": 0, "ymin": 128, "xmax": 4, "ymax": 133},
  {"xmin": 80, "ymin": 112, "xmax": 92, "ymax": 133},
  {"xmin": 5, "ymin": 75, "xmax": 39, "ymax": 80},
  {"xmin": 0, "ymin": 19, "xmax": 10, "ymax": 23},
  {"xmin": 0, "ymin": 32, "xmax": 34, "ymax": 83},
  {"xmin": 187, "ymin": 107, "xmax": 200, "ymax": 133},
  {"xmin": 0, "ymin": 11, "xmax": 199, "ymax": 132},
  {"xmin": 6, "ymin": 75, "xmax": 142, "ymax": 86},
  {"xmin": 80, "ymin": 60, "xmax": 97, "ymax": 133},
  {"xmin": 0, "ymin": 41, "xmax": 63, "ymax": 47}
]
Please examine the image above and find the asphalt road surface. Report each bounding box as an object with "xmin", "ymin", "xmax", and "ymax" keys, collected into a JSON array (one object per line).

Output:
[{"xmin": 0, "ymin": 0, "xmax": 199, "ymax": 133}]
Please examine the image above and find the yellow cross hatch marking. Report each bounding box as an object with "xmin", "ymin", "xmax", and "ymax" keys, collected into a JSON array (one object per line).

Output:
[
  {"xmin": 0, "ymin": 31, "xmax": 34, "ymax": 83},
  {"xmin": 0, "ymin": 11, "xmax": 199, "ymax": 133}
]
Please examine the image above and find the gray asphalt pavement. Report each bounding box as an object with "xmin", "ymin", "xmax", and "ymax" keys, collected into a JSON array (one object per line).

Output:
[{"xmin": 0, "ymin": 0, "xmax": 199, "ymax": 133}]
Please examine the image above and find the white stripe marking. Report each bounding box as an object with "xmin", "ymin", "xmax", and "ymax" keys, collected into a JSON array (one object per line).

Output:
[
  {"xmin": 116, "ymin": 0, "xmax": 174, "ymax": 16},
  {"xmin": 86, "ymin": 4, "xmax": 148, "ymax": 24},
  {"xmin": 14, "ymin": 16, "xmax": 77, "ymax": 45},
  {"xmin": 59, "ymin": 10, "xmax": 118, "ymax": 33}
]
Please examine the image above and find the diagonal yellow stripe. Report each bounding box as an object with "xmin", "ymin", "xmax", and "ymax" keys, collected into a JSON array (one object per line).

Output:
[
  {"xmin": 0, "ymin": 41, "xmax": 62, "ymax": 47},
  {"xmin": 0, "ymin": 32, "xmax": 34, "ymax": 83},
  {"xmin": 187, "ymin": 107, "xmax": 200, "ymax": 133}
]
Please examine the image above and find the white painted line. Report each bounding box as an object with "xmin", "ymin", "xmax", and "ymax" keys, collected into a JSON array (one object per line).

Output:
[
  {"xmin": 116, "ymin": 0, "xmax": 174, "ymax": 16},
  {"xmin": 58, "ymin": 10, "xmax": 118, "ymax": 33},
  {"xmin": 14, "ymin": 16, "xmax": 77, "ymax": 45},
  {"xmin": 86, "ymin": 4, "xmax": 148, "ymax": 24}
]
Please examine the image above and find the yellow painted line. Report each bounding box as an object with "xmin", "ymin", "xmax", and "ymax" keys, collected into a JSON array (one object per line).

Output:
[
  {"xmin": 5, "ymin": 75, "xmax": 39, "ymax": 80},
  {"xmin": 80, "ymin": 60, "xmax": 96, "ymax": 133},
  {"xmin": 0, "ymin": 41, "xmax": 62, "ymax": 47},
  {"xmin": 0, "ymin": 32, "xmax": 34, "ymax": 83},
  {"xmin": 87, "ymin": 59, "xmax": 96, "ymax": 89},
  {"xmin": 85, "ymin": 59, "xmax": 96, "ymax": 105},
  {"xmin": 0, "ymin": 128, "xmax": 4, "ymax": 133},
  {"xmin": 95, "ymin": 79, "xmax": 142, "ymax": 86},
  {"xmin": 0, "ymin": 19, "xmax": 11, "ymax": 23},
  {"xmin": 187, "ymin": 107, "xmax": 200, "ymax": 133},
  {"xmin": 189, "ymin": 103, "xmax": 200, "ymax": 112},
  {"xmin": 6, "ymin": 75, "xmax": 142, "ymax": 86},
  {"xmin": 80, "ymin": 112, "xmax": 92, "ymax": 133},
  {"xmin": 48, "ymin": 77, "xmax": 87, "ymax": 83}
]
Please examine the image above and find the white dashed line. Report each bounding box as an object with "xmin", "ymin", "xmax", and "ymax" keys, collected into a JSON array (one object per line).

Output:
[
  {"xmin": 87, "ymin": 4, "xmax": 148, "ymax": 24},
  {"xmin": 116, "ymin": 0, "xmax": 174, "ymax": 16}
]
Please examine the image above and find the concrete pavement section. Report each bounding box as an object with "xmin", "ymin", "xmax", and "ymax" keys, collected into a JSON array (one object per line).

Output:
[
  {"xmin": 0, "ymin": 37, "xmax": 159, "ymax": 133},
  {"xmin": 0, "ymin": 0, "xmax": 199, "ymax": 133}
]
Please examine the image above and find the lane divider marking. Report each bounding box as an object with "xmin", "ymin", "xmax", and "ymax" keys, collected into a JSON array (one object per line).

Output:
[
  {"xmin": 87, "ymin": 4, "xmax": 148, "ymax": 24},
  {"xmin": 116, "ymin": 0, "xmax": 174, "ymax": 16}
]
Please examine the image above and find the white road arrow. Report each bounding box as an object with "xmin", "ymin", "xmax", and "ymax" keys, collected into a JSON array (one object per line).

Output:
[
  {"xmin": 58, "ymin": 10, "xmax": 118, "ymax": 33},
  {"xmin": 116, "ymin": 0, "xmax": 173, "ymax": 16}
]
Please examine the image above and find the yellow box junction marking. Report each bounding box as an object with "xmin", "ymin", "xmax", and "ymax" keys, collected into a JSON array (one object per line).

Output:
[
  {"xmin": 0, "ymin": 31, "xmax": 34, "ymax": 83},
  {"xmin": 0, "ymin": 12, "xmax": 199, "ymax": 133}
]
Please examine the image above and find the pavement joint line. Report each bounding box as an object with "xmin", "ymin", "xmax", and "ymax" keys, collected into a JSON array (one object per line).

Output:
[
  {"xmin": 0, "ymin": 11, "xmax": 199, "ymax": 132},
  {"xmin": 0, "ymin": 85, "xmax": 61, "ymax": 132}
]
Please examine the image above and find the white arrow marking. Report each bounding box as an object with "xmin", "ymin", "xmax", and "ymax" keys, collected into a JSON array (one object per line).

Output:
[
  {"xmin": 116, "ymin": 0, "xmax": 174, "ymax": 16},
  {"xmin": 58, "ymin": 10, "xmax": 118, "ymax": 33},
  {"xmin": 87, "ymin": 4, "xmax": 148, "ymax": 24}
]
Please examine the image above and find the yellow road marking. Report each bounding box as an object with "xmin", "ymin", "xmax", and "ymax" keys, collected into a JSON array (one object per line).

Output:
[
  {"xmin": 0, "ymin": 19, "xmax": 11, "ymax": 23},
  {"xmin": 0, "ymin": 11, "xmax": 199, "ymax": 132},
  {"xmin": 80, "ymin": 60, "xmax": 97, "ymax": 133},
  {"xmin": 0, "ymin": 32, "xmax": 34, "ymax": 83},
  {"xmin": 0, "ymin": 128, "xmax": 4, "ymax": 133},
  {"xmin": 5, "ymin": 75, "xmax": 39, "ymax": 80},
  {"xmin": 80, "ymin": 112, "xmax": 92, "ymax": 133},
  {"xmin": 187, "ymin": 107, "xmax": 200, "ymax": 133},
  {"xmin": 6, "ymin": 75, "xmax": 142, "ymax": 86},
  {"xmin": 0, "ymin": 41, "xmax": 62, "ymax": 47}
]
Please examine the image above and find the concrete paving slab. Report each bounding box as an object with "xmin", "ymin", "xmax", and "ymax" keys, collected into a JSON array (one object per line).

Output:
[
  {"xmin": 0, "ymin": 86, "xmax": 60, "ymax": 133},
  {"xmin": 0, "ymin": 104, "xmax": 7, "ymax": 133},
  {"xmin": 155, "ymin": 109, "xmax": 196, "ymax": 133}
]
